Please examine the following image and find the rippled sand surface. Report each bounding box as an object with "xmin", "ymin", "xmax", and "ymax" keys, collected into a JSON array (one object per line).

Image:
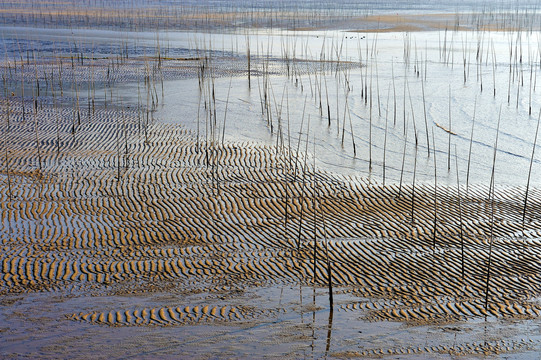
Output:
[
  {"xmin": 1, "ymin": 2, "xmax": 541, "ymax": 358},
  {"xmin": 1, "ymin": 73, "xmax": 540, "ymax": 356}
]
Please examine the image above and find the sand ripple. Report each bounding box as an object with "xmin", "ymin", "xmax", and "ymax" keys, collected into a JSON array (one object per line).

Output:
[{"xmin": 1, "ymin": 96, "xmax": 540, "ymax": 325}]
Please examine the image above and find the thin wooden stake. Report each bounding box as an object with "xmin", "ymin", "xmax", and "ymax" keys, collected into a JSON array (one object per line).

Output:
[{"xmin": 522, "ymin": 108, "xmax": 541, "ymax": 234}]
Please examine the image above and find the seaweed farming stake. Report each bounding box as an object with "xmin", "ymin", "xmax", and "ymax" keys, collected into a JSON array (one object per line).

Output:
[
  {"xmin": 492, "ymin": 41, "xmax": 497, "ymax": 97},
  {"xmin": 448, "ymin": 85, "xmax": 452, "ymax": 172},
  {"xmin": 403, "ymin": 65, "xmax": 407, "ymax": 135},
  {"xmin": 383, "ymin": 81, "xmax": 390, "ymax": 185},
  {"xmin": 284, "ymin": 89, "xmax": 292, "ymax": 242},
  {"xmin": 375, "ymin": 53, "xmax": 381, "ymax": 117},
  {"xmin": 16, "ymin": 38, "xmax": 26, "ymax": 122},
  {"xmin": 392, "ymin": 59, "xmax": 397, "ymax": 126},
  {"xmin": 347, "ymin": 97, "xmax": 356, "ymax": 157},
  {"xmin": 398, "ymin": 118, "xmax": 408, "ymax": 198},
  {"xmin": 455, "ymin": 145, "xmax": 465, "ymax": 280},
  {"xmin": 315, "ymin": 71, "xmax": 323, "ymax": 117},
  {"xmin": 33, "ymin": 86, "xmax": 42, "ymax": 172},
  {"xmin": 462, "ymin": 35, "xmax": 467, "ymax": 84},
  {"xmin": 369, "ymin": 63, "xmax": 373, "ymax": 168},
  {"xmin": 296, "ymin": 117, "xmax": 311, "ymax": 251},
  {"xmin": 3, "ymin": 120, "xmax": 12, "ymax": 202},
  {"xmin": 325, "ymin": 305, "xmax": 334, "ymax": 357},
  {"xmin": 529, "ymin": 60, "xmax": 533, "ymax": 115},
  {"xmin": 315, "ymin": 164, "xmax": 333, "ymax": 308},
  {"xmin": 484, "ymin": 152, "xmax": 497, "ymax": 317},
  {"xmin": 313, "ymin": 135, "xmax": 318, "ymax": 285},
  {"xmin": 522, "ymin": 108, "xmax": 541, "ymax": 237},
  {"xmin": 466, "ymin": 97, "xmax": 477, "ymax": 193},
  {"xmin": 257, "ymin": 65, "xmax": 264, "ymax": 116},
  {"xmin": 407, "ymin": 79, "xmax": 418, "ymax": 146},
  {"xmin": 432, "ymin": 128, "xmax": 438, "ymax": 248},
  {"xmin": 421, "ymin": 75, "xmax": 430, "ymax": 157},
  {"xmin": 325, "ymin": 77, "xmax": 331, "ymax": 126},
  {"xmin": 273, "ymin": 84, "xmax": 287, "ymax": 152},
  {"xmin": 341, "ymin": 92, "xmax": 348, "ymax": 147},
  {"xmin": 516, "ymin": 68, "xmax": 521, "ymax": 109},
  {"xmin": 411, "ymin": 143, "xmax": 418, "ymax": 223},
  {"xmin": 480, "ymin": 45, "xmax": 484, "ymax": 93},
  {"xmin": 484, "ymin": 106, "xmax": 502, "ymax": 316},
  {"xmin": 294, "ymin": 96, "xmax": 308, "ymax": 180},
  {"xmin": 221, "ymin": 76, "xmax": 233, "ymax": 145},
  {"xmin": 324, "ymin": 228, "xmax": 333, "ymax": 309},
  {"xmin": 51, "ymin": 84, "xmax": 61, "ymax": 157},
  {"xmin": 336, "ymin": 73, "xmax": 340, "ymax": 136},
  {"xmin": 508, "ymin": 38, "xmax": 513, "ymax": 104},
  {"xmin": 488, "ymin": 105, "xmax": 502, "ymax": 197}
]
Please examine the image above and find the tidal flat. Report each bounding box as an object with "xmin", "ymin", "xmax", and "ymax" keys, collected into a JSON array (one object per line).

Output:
[{"xmin": 0, "ymin": 1, "xmax": 540, "ymax": 358}]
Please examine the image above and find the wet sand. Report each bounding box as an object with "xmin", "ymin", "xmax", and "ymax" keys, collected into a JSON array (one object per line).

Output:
[
  {"xmin": 1, "ymin": 2, "xmax": 541, "ymax": 357},
  {"xmin": 0, "ymin": 55, "xmax": 540, "ymax": 357}
]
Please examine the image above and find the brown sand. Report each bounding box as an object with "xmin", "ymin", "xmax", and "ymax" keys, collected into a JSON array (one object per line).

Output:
[
  {"xmin": 0, "ymin": 89, "xmax": 539, "ymax": 326},
  {"xmin": 0, "ymin": 48, "xmax": 539, "ymax": 358}
]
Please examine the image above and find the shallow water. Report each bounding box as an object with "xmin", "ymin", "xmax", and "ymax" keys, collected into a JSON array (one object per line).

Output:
[
  {"xmin": 10, "ymin": 24, "xmax": 536, "ymax": 188},
  {"xmin": 1, "ymin": 3, "xmax": 541, "ymax": 359},
  {"xmin": 2, "ymin": 287, "xmax": 540, "ymax": 359},
  {"xmin": 116, "ymin": 28, "xmax": 541, "ymax": 189}
]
